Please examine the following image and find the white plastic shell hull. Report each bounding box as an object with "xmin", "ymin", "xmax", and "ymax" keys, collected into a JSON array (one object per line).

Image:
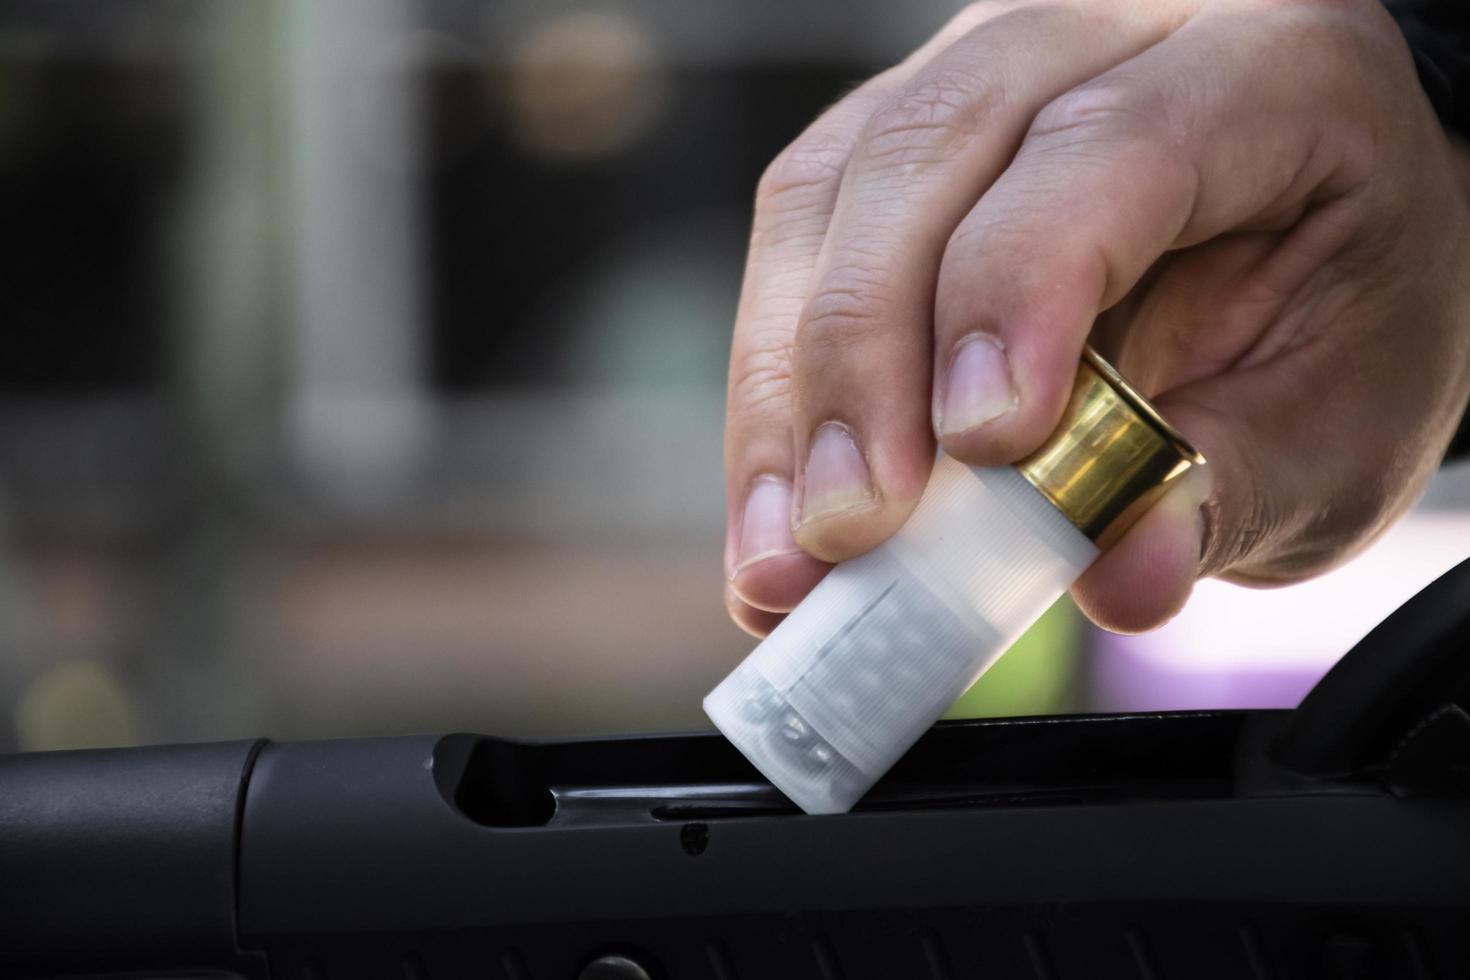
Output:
[{"xmin": 704, "ymin": 458, "xmax": 1099, "ymax": 815}]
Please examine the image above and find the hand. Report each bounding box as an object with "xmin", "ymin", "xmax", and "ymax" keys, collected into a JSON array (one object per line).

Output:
[{"xmin": 722, "ymin": 0, "xmax": 1470, "ymax": 636}]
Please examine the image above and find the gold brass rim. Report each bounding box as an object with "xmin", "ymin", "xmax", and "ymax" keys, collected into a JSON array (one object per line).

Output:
[
  {"xmin": 1016, "ymin": 346, "xmax": 1206, "ymax": 547},
  {"xmin": 1081, "ymin": 347, "xmax": 1205, "ymax": 466}
]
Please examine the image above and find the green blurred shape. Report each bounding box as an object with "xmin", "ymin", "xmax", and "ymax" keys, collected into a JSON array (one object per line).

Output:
[
  {"xmin": 16, "ymin": 661, "xmax": 142, "ymax": 752},
  {"xmin": 942, "ymin": 595, "xmax": 1083, "ymax": 719}
]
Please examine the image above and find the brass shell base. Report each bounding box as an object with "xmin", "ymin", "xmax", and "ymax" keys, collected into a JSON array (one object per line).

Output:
[{"xmin": 1016, "ymin": 348, "xmax": 1205, "ymax": 549}]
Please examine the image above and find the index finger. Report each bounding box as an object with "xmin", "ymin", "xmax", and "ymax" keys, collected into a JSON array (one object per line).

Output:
[{"xmin": 723, "ymin": 3, "xmax": 1011, "ymax": 632}]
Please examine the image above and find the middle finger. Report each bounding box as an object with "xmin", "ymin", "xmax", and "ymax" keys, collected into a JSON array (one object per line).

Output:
[{"xmin": 788, "ymin": 0, "xmax": 1185, "ymax": 562}]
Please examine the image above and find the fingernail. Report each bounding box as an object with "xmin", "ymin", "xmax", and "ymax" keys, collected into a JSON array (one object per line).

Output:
[
  {"xmin": 731, "ymin": 476, "xmax": 802, "ymax": 577},
  {"xmin": 939, "ymin": 333, "xmax": 1017, "ymax": 436},
  {"xmin": 799, "ymin": 421, "xmax": 875, "ymax": 525}
]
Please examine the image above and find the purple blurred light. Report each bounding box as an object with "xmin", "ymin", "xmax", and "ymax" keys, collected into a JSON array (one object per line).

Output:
[{"xmin": 1091, "ymin": 514, "xmax": 1470, "ymax": 712}]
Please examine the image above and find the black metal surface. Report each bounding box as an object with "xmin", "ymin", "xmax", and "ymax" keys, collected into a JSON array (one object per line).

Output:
[
  {"xmin": 228, "ymin": 717, "xmax": 1470, "ymax": 978},
  {"xmin": 1274, "ymin": 553, "xmax": 1470, "ymax": 778},
  {"xmin": 0, "ymin": 738, "xmax": 267, "ymax": 978},
  {"xmin": 237, "ymin": 713, "xmax": 1254, "ymax": 936},
  {"xmin": 3, "ymin": 715, "xmax": 1470, "ymax": 978},
  {"xmin": 7, "ymin": 557, "xmax": 1470, "ymax": 978}
]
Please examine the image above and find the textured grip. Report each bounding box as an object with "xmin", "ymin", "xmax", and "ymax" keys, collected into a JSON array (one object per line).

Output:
[{"xmin": 705, "ymin": 458, "xmax": 1098, "ymax": 814}]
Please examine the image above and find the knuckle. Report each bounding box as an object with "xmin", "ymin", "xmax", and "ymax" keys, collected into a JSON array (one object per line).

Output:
[
  {"xmin": 728, "ymin": 329, "xmax": 793, "ymax": 417},
  {"xmin": 861, "ymin": 68, "xmax": 998, "ymax": 167},
  {"xmin": 1231, "ymin": 491, "xmax": 1280, "ymax": 567},
  {"xmin": 756, "ymin": 131, "xmax": 849, "ymax": 209},
  {"xmin": 795, "ymin": 274, "xmax": 890, "ymax": 362},
  {"xmin": 1207, "ymin": 488, "xmax": 1280, "ymax": 578},
  {"xmin": 944, "ymin": 214, "xmax": 1037, "ymax": 274},
  {"xmin": 1197, "ymin": 436, "xmax": 1277, "ymax": 576},
  {"xmin": 1031, "ymin": 80, "xmax": 1170, "ymax": 146}
]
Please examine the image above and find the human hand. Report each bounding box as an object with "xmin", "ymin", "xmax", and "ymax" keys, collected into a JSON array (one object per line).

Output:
[{"xmin": 722, "ymin": 0, "xmax": 1470, "ymax": 636}]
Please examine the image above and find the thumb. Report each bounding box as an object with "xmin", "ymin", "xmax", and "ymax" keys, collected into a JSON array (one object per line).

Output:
[
  {"xmin": 1070, "ymin": 462, "xmax": 1211, "ymax": 635},
  {"xmin": 1073, "ymin": 341, "xmax": 1399, "ymax": 634}
]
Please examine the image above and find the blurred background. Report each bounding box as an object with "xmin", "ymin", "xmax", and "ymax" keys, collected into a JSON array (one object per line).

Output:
[{"xmin": 2, "ymin": 0, "xmax": 1469, "ymax": 753}]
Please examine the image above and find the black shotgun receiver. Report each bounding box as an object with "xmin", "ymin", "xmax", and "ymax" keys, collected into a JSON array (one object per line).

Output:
[{"xmin": 5, "ymin": 558, "xmax": 1470, "ymax": 980}]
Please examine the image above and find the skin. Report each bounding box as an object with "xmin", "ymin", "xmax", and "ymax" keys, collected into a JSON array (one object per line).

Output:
[{"xmin": 722, "ymin": 0, "xmax": 1470, "ymax": 638}]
